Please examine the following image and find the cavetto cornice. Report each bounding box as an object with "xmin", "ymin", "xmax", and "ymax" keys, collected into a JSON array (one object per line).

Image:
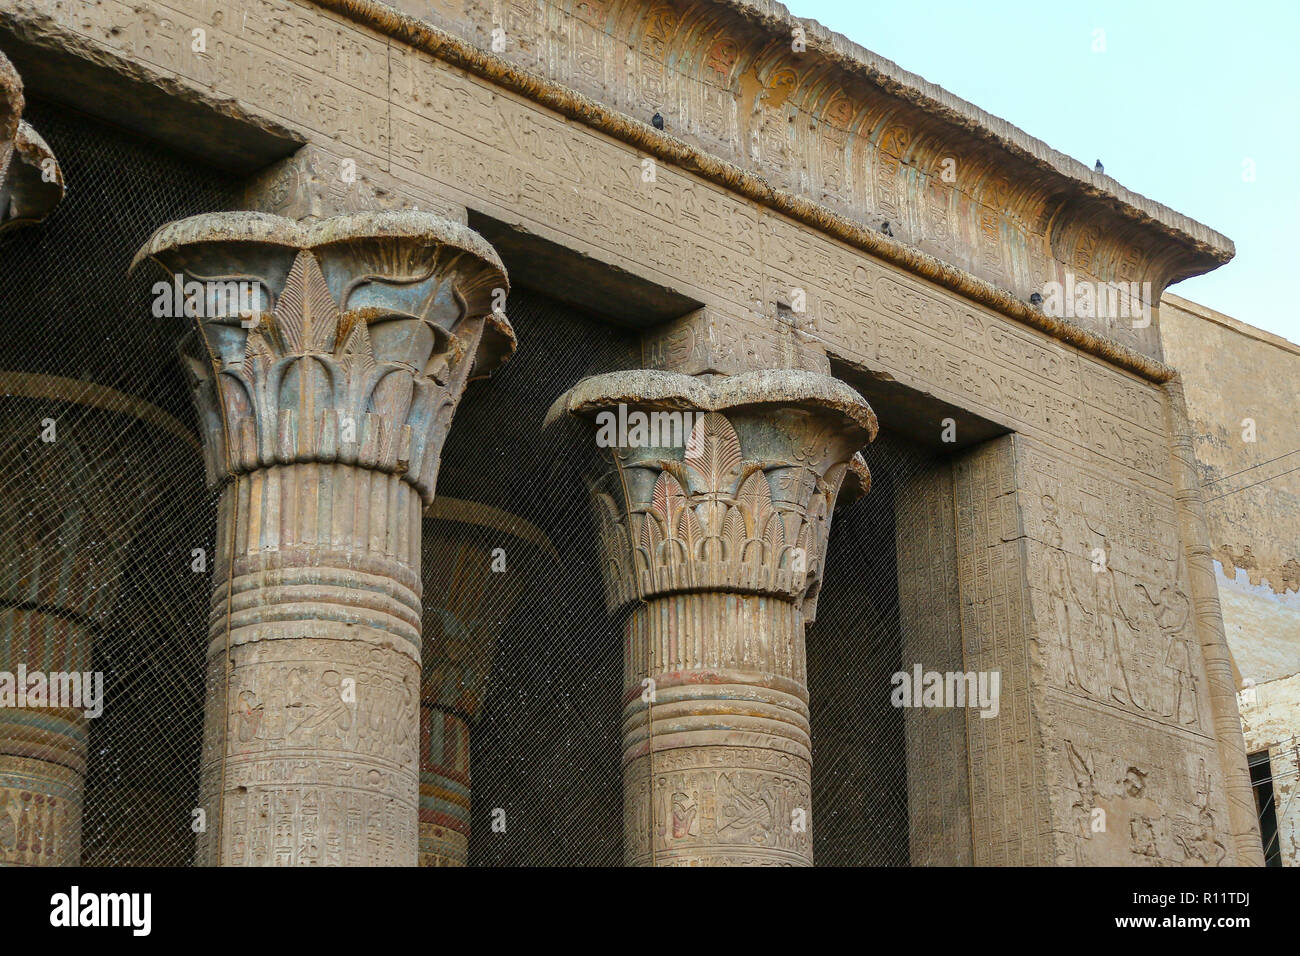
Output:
[
  {"xmin": 720, "ymin": 0, "xmax": 1232, "ymax": 259},
  {"xmin": 312, "ymin": 0, "xmax": 1195, "ymax": 382}
]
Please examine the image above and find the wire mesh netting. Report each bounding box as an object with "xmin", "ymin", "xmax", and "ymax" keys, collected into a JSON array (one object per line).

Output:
[
  {"xmin": 0, "ymin": 101, "xmax": 236, "ymax": 866},
  {"xmin": 1250, "ymin": 741, "xmax": 1300, "ymax": 868},
  {"xmin": 0, "ymin": 101, "xmax": 973, "ymax": 866}
]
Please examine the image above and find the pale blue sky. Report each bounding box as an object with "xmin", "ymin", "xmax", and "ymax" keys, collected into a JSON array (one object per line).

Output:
[{"xmin": 790, "ymin": 0, "xmax": 1300, "ymax": 344}]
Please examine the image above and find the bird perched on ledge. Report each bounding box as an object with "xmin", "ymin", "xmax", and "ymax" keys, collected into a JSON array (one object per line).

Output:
[
  {"xmin": 1095, "ymin": 159, "xmax": 1104, "ymax": 174},
  {"xmin": 652, "ymin": 112, "xmax": 664, "ymax": 130}
]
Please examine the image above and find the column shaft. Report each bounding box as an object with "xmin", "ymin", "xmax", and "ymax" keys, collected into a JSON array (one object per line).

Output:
[
  {"xmin": 0, "ymin": 381, "xmax": 180, "ymax": 866},
  {"xmin": 415, "ymin": 499, "xmax": 554, "ymax": 866},
  {"xmin": 622, "ymin": 592, "xmax": 812, "ymax": 865},
  {"xmin": 198, "ymin": 464, "xmax": 421, "ymax": 866},
  {"xmin": 419, "ymin": 707, "xmax": 470, "ymax": 866},
  {"xmin": 0, "ymin": 611, "xmax": 86, "ymax": 866}
]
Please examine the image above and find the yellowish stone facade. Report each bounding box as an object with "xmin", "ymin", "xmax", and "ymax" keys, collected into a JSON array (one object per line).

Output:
[{"xmin": 0, "ymin": 0, "xmax": 1287, "ymax": 866}]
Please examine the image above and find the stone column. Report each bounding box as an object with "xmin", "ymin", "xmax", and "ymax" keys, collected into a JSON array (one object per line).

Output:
[
  {"xmin": 132, "ymin": 211, "xmax": 513, "ymax": 866},
  {"xmin": 418, "ymin": 497, "xmax": 554, "ymax": 866},
  {"xmin": 0, "ymin": 50, "xmax": 74, "ymax": 867},
  {"xmin": 0, "ymin": 376, "xmax": 189, "ymax": 865},
  {"xmin": 546, "ymin": 369, "xmax": 876, "ymax": 866}
]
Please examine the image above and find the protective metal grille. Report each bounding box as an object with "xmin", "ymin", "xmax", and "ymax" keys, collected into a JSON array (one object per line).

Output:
[
  {"xmin": 0, "ymin": 101, "xmax": 235, "ymax": 866},
  {"xmin": 0, "ymin": 101, "xmax": 967, "ymax": 867}
]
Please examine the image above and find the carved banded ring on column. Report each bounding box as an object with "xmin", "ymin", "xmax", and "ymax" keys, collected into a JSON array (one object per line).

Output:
[
  {"xmin": 419, "ymin": 497, "xmax": 557, "ymax": 867},
  {"xmin": 133, "ymin": 210, "xmax": 513, "ymax": 866},
  {"xmin": 547, "ymin": 369, "xmax": 876, "ymax": 866},
  {"xmin": 0, "ymin": 375, "xmax": 196, "ymax": 866}
]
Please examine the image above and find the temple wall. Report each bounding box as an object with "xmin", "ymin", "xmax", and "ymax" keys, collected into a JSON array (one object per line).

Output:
[
  {"xmin": 376, "ymin": 0, "xmax": 1219, "ymax": 360},
  {"xmin": 896, "ymin": 459, "xmax": 970, "ymax": 865},
  {"xmin": 0, "ymin": 0, "xmax": 1265, "ymax": 865},
  {"xmin": 1161, "ymin": 292, "xmax": 1300, "ymax": 866},
  {"xmin": 4, "ymin": 0, "xmax": 1180, "ymax": 450}
]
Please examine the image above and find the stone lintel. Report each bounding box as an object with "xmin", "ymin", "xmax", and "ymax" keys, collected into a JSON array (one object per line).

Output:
[
  {"xmin": 642, "ymin": 307, "xmax": 830, "ymax": 377},
  {"xmin": 244, "ymin": 143, "xmax": 467, "ymax": 226}
]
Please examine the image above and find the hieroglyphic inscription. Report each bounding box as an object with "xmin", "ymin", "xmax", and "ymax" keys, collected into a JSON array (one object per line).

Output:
[
  {"xmin": 625, "ymin": 746, "xmax": 812, "ymax": 867},
  {"xmin": 952, "ymin": 436, "xmax": 1053, "ymax": 865},
  {"xmin": 198, "ymin": 639, "xmax": 419, "ymax": 867},
  {"xmin": 1018, "ymin": 437, "xmax": 1212, "ymax": 734},
  {"xmin": 1056, "ymin": 719, "xmax": 1231, "ymax": 866},
  {"xmin": 16, "ymin": 0, "xmax": 1174, "ymax": 467},
  {"xmin": 0, "ymin": 759, "xmax": 79, "ymax": 866},
  {"xmin": 896, "ymin": 462, "xmax": 972, "ymax": 865}
]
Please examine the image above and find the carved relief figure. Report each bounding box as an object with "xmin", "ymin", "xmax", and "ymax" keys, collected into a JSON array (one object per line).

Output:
[
  {"xmin": 1174, "ymin": 759, "xmax": 1227, "ymax": 866},
  {"xmin": 1042, "ymin": 495, "xmax": 1093, "ymax": 693},
  {"xmin": 1130, "ymin": 815, "xmax": 1160, "ymax": 858},
  {"xmin": 717, "ymin": 773, "xmax": 775, "ymax": 844},
  {"xmin": 1137, "ymin": 574, "xmax": 1201, "ymax": 729},
  {"xmin": 1066, "ymin": 740, "xmax": 1098, "ymax": 849},
  {"xmin": 671, "ymin": 789, "xmax": 699, "ymax": 840},
  {"xmin": 1089, "ymin": 546, "xmax": 1145, "ymax": 711}
]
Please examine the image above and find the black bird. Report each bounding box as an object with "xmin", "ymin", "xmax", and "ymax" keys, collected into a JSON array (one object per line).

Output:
[
  {"xmin": 652, "ymin": 112, "xmax": 664, "ymax": 130},
  {"xmin": 1094, "ymin": 159, "xmax": 1104, "ymax": 174},
  {"xmin": 881, "ymin": 221, "xmax": 893, "ymax": 237},
  {"xmin": 1030, "ymin": 292, "xmax": 1043, "ymax": 307}
]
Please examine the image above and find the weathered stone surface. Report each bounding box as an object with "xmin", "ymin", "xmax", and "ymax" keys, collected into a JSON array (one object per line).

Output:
[
  {"xmin": 5, "ymin": 0, "xmax": 1178, "ymax": 380},
  {"xmin": 243, "ymin": 143, "xmax": 466, "ymax": 224},
  {"xmin": 895, "ymin": 460, "xmax": 971, "ymax": 865},
  {"xmin": 133, "ymin": 210, "xmax": 511, "ymax": 865},
  {"xmin": 1161, "ymin": 293, "xmax": 1300, "ymax": 867},
  {"xmin": 938, "ymin": 430, "xmax": 1260, "ymax": 866},
  {"xmin": 1161, "ymin": 295, "xmax": 1300, "ymax": 614},
  {"xmin": 549, "ymin": 368, "xmax": 875, "ymax": 865},
  {"xmin": 0, "ymin": 45, "xmax": 63, "ymax": 232},
  {"xmin": 373, "ymin": 0, "xmax": 1227, "ymax": 361}
]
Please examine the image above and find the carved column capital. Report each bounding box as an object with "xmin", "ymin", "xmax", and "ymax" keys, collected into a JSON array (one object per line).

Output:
[
  {"xmin": 0, "ymin": 48, "xmax": 65, "ymax": 233},
  {"xmin": 133, "ymin": 210, "xmax": 512, "ymax": 865},
  {"xmin": 131, "ymin": 211, "xmax": 514, "ymax": 502},
  {"xmin": 418, "ymin": 497, "xmax": 556, "ymax": 867},
  {"xmin": 421, "ymin": 497, "xmax": 556, "ymax": 722},
  {"xmin": 546, "ymin": 368, "xmax": 875, "ymax": 623},
  {"xmin": 548, "ymin": 368, "xmax": 875, "ymax": 866}
]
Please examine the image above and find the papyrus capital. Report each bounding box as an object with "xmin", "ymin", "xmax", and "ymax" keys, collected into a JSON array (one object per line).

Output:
[
  {"xmin": 132, "ymin": 211, "xmax": 514, "ymax": 503},
  {"xmin": 546, "ymin": 369, "xmax": 875, "ymax": 622}
]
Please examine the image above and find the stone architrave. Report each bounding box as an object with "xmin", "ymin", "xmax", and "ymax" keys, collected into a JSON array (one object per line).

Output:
[
  {"xmin": 418, "ymin": 497, "xmax": 556, "ymax": 867},
  {"xmin": 0, "ymin": 375, "xmax": 193, "ymax": 866},
  {"xmin": 0, "ymin": 47, "xmax": 64, "ymax": 233},
  {"xmin": 546, "ymin": 369, "xmax": 876, "ymax": 866},
  {"xmin": 132, "ymin": 211, "xmax": 513, "ymax": 866}
]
